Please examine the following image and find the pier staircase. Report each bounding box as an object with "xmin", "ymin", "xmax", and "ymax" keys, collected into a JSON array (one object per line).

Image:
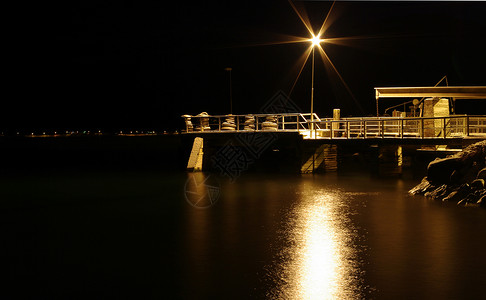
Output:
[
  {"xmin": 301, "ymin": 144, "xmax": 327, "ymax": 173},
  {"xmin": 301, "ymin": 144, "xmax": 338, "ymax": 173},
  {"xmin": 187, "ymin": 137, "xmax": 204, "ymax": 171}
]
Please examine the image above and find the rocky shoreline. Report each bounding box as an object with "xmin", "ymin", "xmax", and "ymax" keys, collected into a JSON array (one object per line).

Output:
[{"xmin": 409, "ymin": 140, "xmax": 486, "ymax": 207}]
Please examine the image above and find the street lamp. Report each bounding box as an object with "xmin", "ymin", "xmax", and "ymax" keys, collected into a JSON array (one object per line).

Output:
[
  {"xmin": 309, "ymin": 34, "xmax": 324, "ymax": 137},
  {"xmin": 224, "ymin": 67, "xmax": 233, "ymax": 114}
]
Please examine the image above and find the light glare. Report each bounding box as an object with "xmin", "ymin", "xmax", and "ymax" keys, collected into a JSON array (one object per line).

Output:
[{"xmin": 311, "ymin": 35, "xmax": 322, "ymax": 46}]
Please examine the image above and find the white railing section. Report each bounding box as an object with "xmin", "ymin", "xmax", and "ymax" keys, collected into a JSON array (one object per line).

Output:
[{"xmin": 182, "ymin": 113, "xmax": 486, "ymax": 139}]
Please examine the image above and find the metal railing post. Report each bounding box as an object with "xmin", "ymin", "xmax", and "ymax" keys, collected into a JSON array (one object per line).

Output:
[
  {"xmin": 346, "ymin": 121, "xmax": 349, "ymax": 139},
  {"xmin": 421, "ymin": 118, "xmax": 424, "ymax": 139},
  {"xmin": 466, "ymin": 116, "xmax": 470, "ymax": 136},
  {"xmin": 443, "ymin": 117, "xmax": 446, "ymax": 139},
  {"xmin": 399, "ymin": 119, "xmax": 403, "ymax": 139},
  {"xmin": 381, "ymin": 119, "xmax": 384, "ymax": 138}
]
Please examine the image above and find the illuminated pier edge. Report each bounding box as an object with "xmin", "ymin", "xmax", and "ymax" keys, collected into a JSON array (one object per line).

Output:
[
  {"xmin": 181, "ymin": 86, "xmax": 486, "ymax": 173},
  {"xmin": 182, "ymin": 86, "xmax": 486, "ymax": 140},
  {"xmin": 181, "ymin": 113, "xmax": 486, "ymax": 140}
]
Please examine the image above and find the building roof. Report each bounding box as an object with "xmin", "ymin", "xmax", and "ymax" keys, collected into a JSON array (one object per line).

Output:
[{"xmin": 375, "ymin": 86, "xmax": 486, "ymax": 99}]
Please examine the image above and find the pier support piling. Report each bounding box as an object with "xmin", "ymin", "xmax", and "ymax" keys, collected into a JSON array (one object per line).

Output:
[{"xmin": 187, "ymin": 137, "xmax": 204, "ymax": 171}]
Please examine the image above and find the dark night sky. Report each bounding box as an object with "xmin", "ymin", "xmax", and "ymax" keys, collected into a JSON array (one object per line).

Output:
[{"xmin": 5, "ymin": 1, "xmax": 486, "ymax": 131}]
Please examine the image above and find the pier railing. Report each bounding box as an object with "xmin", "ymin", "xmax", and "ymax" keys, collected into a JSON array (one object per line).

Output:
[{"xmin": 182, "ymin": 113, "xmax": 486, "ymax": 139}]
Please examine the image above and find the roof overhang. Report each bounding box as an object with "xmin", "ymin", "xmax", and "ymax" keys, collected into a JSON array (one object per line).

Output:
[{"xmin": 375, "ymin": 86, "xmax": 486, "ymax": 100}]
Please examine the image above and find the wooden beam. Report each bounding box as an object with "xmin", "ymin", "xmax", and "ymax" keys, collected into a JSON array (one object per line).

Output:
[{"xmin": 375, "ymin": 86, "xmax": 486, "ymax": 99}]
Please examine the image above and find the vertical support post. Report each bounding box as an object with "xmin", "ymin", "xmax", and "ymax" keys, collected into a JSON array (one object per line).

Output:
[
  {"xmin": 421, "ymin": 118, "xmax": 424, "ymax": 139},
  {"xmin": 364, "ymin": 120, "xmax": 367, "ymax": 138},
  {"xmin": 376, "ymin": 98, "xmax": 379, "ymax": 117},
  {"xmin": 466, "ymin": 116, "xmax": 470, "ymax": 136},
  {"xmin": 346, "ymin": 121, "xmax": 349, "ymax": 139},
  {"xmin": 443, "ymin": 117, "xmax": 446, "ymax": 139},
  {"xmin": 381, "ymin": 119, "xmax": 384, "ymax": 138},
  {"xmin": 400, "ymin": 119, "xmax": 404, "ymax": 139},
  {"xmin": 236, "ymin": 116, "xmax": 239, "ymax": 132}
]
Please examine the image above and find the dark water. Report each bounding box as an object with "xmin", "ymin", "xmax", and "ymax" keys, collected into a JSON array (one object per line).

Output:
[
  {"xmin": 1, "ymin": 137, "xmax": 486, "ymax": 299},
  {"xmin": 2, "ymin": 171, "xmax": 485, "ymax": 299}
]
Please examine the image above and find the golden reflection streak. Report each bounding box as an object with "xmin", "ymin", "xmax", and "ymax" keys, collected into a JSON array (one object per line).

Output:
[
  {"xmin": 279, "ymin": 191, "xmax": 356, "ymax": 299},
  {"xmin": 298, "ymin": 200, "xmax": 340, "ymax": 299},
  {"xmin": 288, "ymin": 45, "xmax": 313, "ymax": 97}
]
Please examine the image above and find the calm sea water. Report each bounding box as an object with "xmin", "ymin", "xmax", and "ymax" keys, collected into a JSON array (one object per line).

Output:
[
  {"xmin": 2, "ymin": 170, "xmax": 485, "ymax": 299},
  {"xmin": 1, "ymin": 137, "xmax": 485, "ymax": 299}
]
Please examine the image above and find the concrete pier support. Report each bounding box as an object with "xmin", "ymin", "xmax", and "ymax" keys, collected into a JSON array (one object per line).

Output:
[
  {"xmin": 187, "ymin": 137, "xmax": 204, "ymax": 171},
  {"xmin": 377, "ymin": 145, "xmax": 403, "ymax": 176},
  {"xmin": 180, "ymin": 131, "xmax": 476, "ymax": 175},
  {"xmin": 323, "ymin": 144, "xmax": 338, "ymax": 172}
]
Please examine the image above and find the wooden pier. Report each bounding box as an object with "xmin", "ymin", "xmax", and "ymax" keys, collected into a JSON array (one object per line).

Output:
[
  {"xmin": 182, "ymin": 113, "xmax": 486, "ymax": 140},
  {"xmin": 180, "ymin": 86, "xmax": 486, "ymax": 174},
  {"xmin": 180, "ymin": 114, "xmax": 486, "ymax": 175}
]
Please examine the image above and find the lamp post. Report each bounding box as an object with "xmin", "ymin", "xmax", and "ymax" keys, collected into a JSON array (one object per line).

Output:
[
  {"xmin": 224, "ymin": 67, "xmax": 233, "ymax": 114},
  {"xmin": 310, "ymin": 34, "xmax": 323, "ymax": 138}
]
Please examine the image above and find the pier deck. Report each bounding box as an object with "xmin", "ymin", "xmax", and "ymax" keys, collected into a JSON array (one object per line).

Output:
[{"xmin": 182, "ymin": 113, "xmax": 486, "ymax": 141}]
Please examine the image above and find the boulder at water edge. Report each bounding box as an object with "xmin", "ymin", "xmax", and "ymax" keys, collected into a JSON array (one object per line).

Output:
[{"xmin": 409, "ymin": 140, "xmax": 486, "ymax": 207}]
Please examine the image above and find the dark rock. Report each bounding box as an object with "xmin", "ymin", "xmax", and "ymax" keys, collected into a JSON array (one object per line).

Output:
[
  {"xmin": 477, "ymin": 167, "xmax": 486, "ymax": 180},
  {"xmin": 425, "ymin": 184, "xmax": 449, "ymax": 200},
  {"xmin": 443, "ymin": 184, "xmax": 471, "ymax": 202},
  {"xmin": 458, "ymin": 183, "xmax": 472, "ymax": 194},
  {"xmin": 450, "ymin": 170, "xmax": 460, "ymax": 183},
  {"xmin": 478, "ymin": 194, "xmax": 486, "ymax": 207},
  {"xmin": 459, "ymin": 141, "xmax": 486, "ymax": 165},
  {"xmin": 443, "ymin": 190, "xmax": 459, "ymax": 202},
  {"xmin": 457, "ymin": 198, "xmax": 468, "ymax": 206},
  {"xmin": 470, "ymin": 189, "xmax": 486, "ymax": 202},
  {"xmin": 409, "ymin": 141, "xmax": 486, "ymax": 208},
  {"xmin": 458, "ymin": 190, "xmax": 485, "ymax": 206},
  {"xmin": 471, "ymin": 179, "xmax": 485, "ymax": 189},
  {"xmin": 465, "ymin": 192, "xmax": 479, "ymax": 204},
  {"xmin": 427, "ymin": 157, "xmax": 460, "ymax": 184},
  {"xmin": 409, "ymin": 177, "xmax": 431, "ymax": 195},
  {"xmin": 458, "ymin": 162, "xmax": 481, "ymax": 185}
]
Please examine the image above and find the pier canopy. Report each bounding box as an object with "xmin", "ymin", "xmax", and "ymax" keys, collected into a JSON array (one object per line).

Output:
[{"xmin": 375, "ymin": 86, "xmax": 486, "ymax": 100}]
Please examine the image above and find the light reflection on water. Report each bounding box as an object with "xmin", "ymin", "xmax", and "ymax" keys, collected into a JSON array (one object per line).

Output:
[
  {"xmin": 4, "ymin": 147, "xmax": 486, "ymax": 299},
  {"xmin": 268, "ymin": 184, "xmax": 366, "ymax": 299},
  {"xmin": 179, "ymin": 173, "xmax": 486, "ymax": 298}
]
